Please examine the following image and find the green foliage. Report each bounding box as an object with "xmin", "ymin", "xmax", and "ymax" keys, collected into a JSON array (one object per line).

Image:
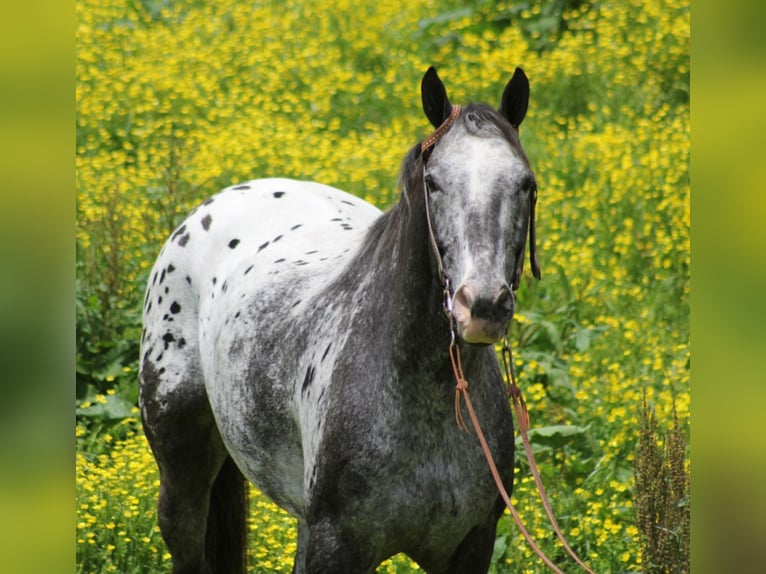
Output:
[
  {"xmin": 76, "ymin": 0, "xmax": 689, "ymax": 571},
  {"xmin": 634, "ymin": 395, "xmax": 690, "ymax": 573},
  {"xmin": 420, "ymin": 0, "xmax": 587, "ymax": 53}
]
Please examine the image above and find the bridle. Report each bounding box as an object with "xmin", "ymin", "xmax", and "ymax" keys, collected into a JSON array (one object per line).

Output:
[
  {"xmin": 420, "ymin": 104, "xmax": 540, "ymax": 298},
  {"xmin": 420, "ymin": 107, "xmax": 596, "ymax": 574}
]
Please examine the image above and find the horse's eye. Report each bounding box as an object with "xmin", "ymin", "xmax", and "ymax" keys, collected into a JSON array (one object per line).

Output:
[
  {"xmin": 520, "ymin": 174, "xmax": 537, "ymax": 194},
  {"xmin": 424, "ymin": 174, "xmax": 441, "ymax": 194}
]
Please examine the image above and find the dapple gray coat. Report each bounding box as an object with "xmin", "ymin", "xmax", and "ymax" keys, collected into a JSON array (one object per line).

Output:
[{"xmin": 140, "ymin": 67, "xmax": 538, "ymax": 574}]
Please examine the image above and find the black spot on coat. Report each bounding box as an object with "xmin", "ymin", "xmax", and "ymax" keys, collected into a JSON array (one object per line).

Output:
[
  {"xmin": 170, "ymin": 301, "xmax": 181, "ymax": 314},
  {"xmin": 302, "ymin": 365, "xmax": 316, "ymax": 394},
  {"xmin": 162, "ymin": 332, "xmax": 175, "ymax": 350},
  {"xmin": 228, "ymin": 239, "xmax": 240, "ymax": 249},
  {"xmin": 171, "ymin": 224, "xmax": 187, "ymax": 241},
  {"xmin": 273, "ymin": 191, "xmax": 285, "ymax": 198},
  {"xmin": 201, "ymin": 214, "xmax": 212, "ymax": 230},
  {"xmin": 179, "ymin": 233, "xmax": 190, "ymax": 246}
]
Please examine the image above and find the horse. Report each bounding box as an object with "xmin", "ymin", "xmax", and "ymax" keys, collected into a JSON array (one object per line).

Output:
[{"xmin": 139, "ymin": 66, "xmax": 540, "ymax": 574}]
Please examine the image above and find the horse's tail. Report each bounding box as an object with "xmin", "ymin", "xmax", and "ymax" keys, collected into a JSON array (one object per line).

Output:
[{"xmin": 205, "ymin": 456, "xmax": 248, "ymax": 574}]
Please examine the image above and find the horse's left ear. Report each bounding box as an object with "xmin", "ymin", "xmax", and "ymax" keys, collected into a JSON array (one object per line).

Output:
[
  {"xmin": 499, "ymin": 67, "xmax": 529, "ymax": 129},
  {"xmin": 421, "ymin": 67, "xmax": 453, "ymax": 128}
]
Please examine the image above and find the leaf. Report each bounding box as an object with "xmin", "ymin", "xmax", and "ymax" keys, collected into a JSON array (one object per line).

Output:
[
  {"xmin": 517, "ymin": 425, "xmax": 588, "ymax": 450},
  {"xmin": 76, "ymin": 394, "xmax": 135, "ymax": 421},
  {"xmin": 491, "ymin": 533, "xmax": 509, "ymax": 564},
  {"xmin": 575, "ymin": 327, "xmax": 592, "ymax": 352},
  {"xmin": 529, "ymin": 424, "xmax": 587, "ymax": 438},
  {"xmin": 545, "ymin": 363, "xmax": 572, "ymax": 392},
  {"xmin": 92, "ymin": 357, "xmax": 127, "ymax": 381},
  {"xmin": 418, "ymin": 8, "xmax": 474, "ymax": 32},
  {"xmin": 540, "ymin": 320, "xmax": 563, "ymax": 353},
  {"xmin": 556, "ymin": 263, "xmax": 573, "ymax": 303}
]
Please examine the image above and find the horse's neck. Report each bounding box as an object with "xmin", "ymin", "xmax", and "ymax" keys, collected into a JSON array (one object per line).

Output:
[{"xmin": 374, "ymin": 190, "xmax": 482, "ymax": 380}]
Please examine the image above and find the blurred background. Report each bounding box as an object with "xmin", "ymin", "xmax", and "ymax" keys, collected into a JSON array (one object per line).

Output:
[{"xmin": 7, "ymin": 0, "xmax": 765, "ymax": 572}]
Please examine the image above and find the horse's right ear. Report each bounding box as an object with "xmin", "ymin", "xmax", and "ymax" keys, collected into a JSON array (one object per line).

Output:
[{"xmin": 421, "ymin": 67, "xmax": 453, "ymax": 128}]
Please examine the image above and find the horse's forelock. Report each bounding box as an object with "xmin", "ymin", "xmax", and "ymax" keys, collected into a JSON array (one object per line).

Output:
[{"xmin": 459, "ymin": 103, "xmax": 524, "ymax": 152}]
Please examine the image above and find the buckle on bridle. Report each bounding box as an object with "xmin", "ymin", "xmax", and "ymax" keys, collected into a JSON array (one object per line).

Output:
[
  {"xmin": 442, "ymin": 279, "xmax": 457, "ymax": 346},
  {"xmin": 442, "ymin": 278, "xmax": 453, "ymax": 315}
]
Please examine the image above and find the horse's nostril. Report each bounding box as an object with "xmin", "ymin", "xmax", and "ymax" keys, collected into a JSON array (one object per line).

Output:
[
  {"xmin": 454, "ymin": 285, "xmax": 475, "ymax": 309},
  {"xmin": 494, "ymin": 286, "xmax": 513, "ymax": 312},
  {"xmin": 452, "ymin": 285, "xmax": 475, "ymax": 325}
]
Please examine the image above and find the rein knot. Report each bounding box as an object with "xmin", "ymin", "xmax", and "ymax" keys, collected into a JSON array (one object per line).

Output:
[{"xmin": 448, "ymin": 341, "xmax": 470, "ymax": 432}]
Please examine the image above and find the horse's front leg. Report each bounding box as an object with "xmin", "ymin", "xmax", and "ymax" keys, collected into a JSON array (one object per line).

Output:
[
  {"xmin": 441, "ymin": 495, "xmax": 506, "ymax": 574},
  {"xmin": 291, "ymin": 515, "xmax": 377, "ymax": 574},
  {"xmin": 291, "ymin": 521, "xmax": 308, "ymax": 574}
]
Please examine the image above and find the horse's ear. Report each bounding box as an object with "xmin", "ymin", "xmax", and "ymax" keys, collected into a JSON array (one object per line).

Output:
[
  {"xmin": 421, "ymin": 66, "xmax": 452, "ymax": 128},
  {"xmin": 499, "ymin": 67, "xmax": 529, "ymax": 129}
]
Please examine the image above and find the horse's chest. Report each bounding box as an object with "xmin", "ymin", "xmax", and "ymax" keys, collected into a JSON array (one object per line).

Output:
[
  {"xmin": 349, "ymin": 421, "xmax": 511, "ymax": 562},
  {"xmin": 394, "ymin": 420, "xmax": 509, "ymax": 518},
  {"xmin": 316, "ymin": 383, "xmax": 513, "ymax": 550}
]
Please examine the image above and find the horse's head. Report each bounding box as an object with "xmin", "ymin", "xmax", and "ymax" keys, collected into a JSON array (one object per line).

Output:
[{"xmin": 419, "ymin": 67, "xmax": 540, "ymax": 345}]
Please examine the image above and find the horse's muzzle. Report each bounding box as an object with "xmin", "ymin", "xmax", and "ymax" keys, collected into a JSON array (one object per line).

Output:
[{"xmin": 452, "ymin": 283, "xmax": 514, "ymax": 344}]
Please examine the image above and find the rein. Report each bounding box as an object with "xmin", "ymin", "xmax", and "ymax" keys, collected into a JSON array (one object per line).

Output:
[{"xmin": 421, "ymin": 110, "xmax": 596, "ymax": 573}]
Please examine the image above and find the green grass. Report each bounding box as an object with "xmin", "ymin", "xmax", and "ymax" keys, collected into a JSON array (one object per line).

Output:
[{"xmin": 76, "ymin": 0, "xmax": 689, "ymax": 571}]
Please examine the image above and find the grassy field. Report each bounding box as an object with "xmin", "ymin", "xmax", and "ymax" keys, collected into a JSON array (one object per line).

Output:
[{"xmin": 76, "ymin": 0, "xmax": 689, "ymax": 572}]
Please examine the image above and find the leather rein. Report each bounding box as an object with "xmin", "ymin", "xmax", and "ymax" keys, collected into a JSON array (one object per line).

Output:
[{"xmin": 421, "ymin": 106, "xmax": 595, "ymax": 573}]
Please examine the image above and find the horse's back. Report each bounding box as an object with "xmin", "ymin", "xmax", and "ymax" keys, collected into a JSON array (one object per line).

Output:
[
  {"xmin": 141, "ymin": 178, "xmax": 379, "ymax": 372},
  {"xmin": 139, "ymin": 178, "xmax": 381, "ymax": 511}
]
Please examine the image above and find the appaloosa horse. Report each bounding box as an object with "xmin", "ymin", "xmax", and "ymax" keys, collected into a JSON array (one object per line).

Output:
[{"xmin": 140, "ymin": 66, "xmax": 539, "ymax": 574}]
